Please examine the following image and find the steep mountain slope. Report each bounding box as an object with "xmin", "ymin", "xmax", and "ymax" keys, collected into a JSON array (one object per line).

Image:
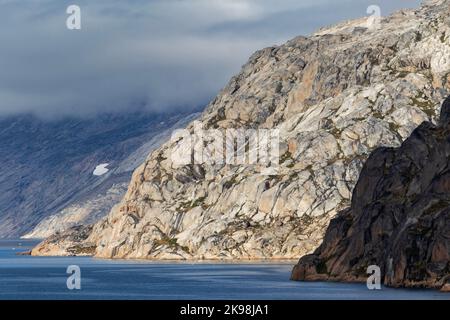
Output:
[
  {"xmin": 291, "ymin": 97, "xmax": 450, "ymax": 291},
  {"xmin": 33, "ymin": 0, "xmax": 450, "ymax": 259},
  {"xmin": 0, "ymin": 111, "xmax": 198, "ymax": 238}
]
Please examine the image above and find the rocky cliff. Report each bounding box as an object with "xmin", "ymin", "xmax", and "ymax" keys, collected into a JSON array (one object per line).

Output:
[
  {"xmin": 33, "ymin": 0, "xmax": 450, "ymax": 260},
  {"xmin": 22, "ymin": 183, "xmax": 127, "ymax": 239},
  {"xmin": 291, "ymin": 97, "xmax": 450, "ymax": 291}
]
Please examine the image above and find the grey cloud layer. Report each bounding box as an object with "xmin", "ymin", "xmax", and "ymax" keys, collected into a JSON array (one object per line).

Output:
[{"xmin": 0, "ymin": 0, "xmax": 421, "ymax": 117}]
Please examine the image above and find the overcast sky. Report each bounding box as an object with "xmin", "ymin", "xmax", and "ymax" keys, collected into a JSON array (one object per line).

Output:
[{"xmin": 0, "ymin": 0, "xmax": 422, "ymax": 118}]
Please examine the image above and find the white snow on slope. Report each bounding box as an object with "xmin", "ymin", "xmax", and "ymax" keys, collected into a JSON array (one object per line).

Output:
[{"xmin": 93, "ymin": 163, "xmax": 109, "ymax": 176}]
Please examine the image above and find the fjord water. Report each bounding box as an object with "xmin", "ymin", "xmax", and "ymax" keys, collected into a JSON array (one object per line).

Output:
[{"xmin": 0, "ymin": 240, "xmax": 447, "ymax": 300}]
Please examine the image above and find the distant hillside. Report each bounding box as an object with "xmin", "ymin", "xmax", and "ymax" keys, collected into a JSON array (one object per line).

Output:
[
  {"xmin": 33, "ymin": 0, "xmax": 450, "ymax": 263},
  {"xmin": 0, "ymin": 111, "xmax": 198, "ymax": 238}
]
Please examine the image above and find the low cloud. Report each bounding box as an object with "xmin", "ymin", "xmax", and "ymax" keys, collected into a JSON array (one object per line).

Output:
[{"xmin": 0, "ymin": 0, "xmax": 421, "ymax": 118}]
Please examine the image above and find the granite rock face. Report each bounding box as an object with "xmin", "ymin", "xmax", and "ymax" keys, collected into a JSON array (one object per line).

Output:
[
  {"xmin": 33, "ymin": 0, "xmax": 450, "ymax": 260},
  {"xmin": 291, "ymin": 97, "xmax": 450, "ymax": 290}
]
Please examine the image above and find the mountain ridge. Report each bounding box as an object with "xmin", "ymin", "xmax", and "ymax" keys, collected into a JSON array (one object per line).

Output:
[
  {"xmin": 291, "ymin": 96, "xmax": 450, "ymax": 291},
  {"xmin": 32, "ymin": 0, "xmax": 450, "ymax": 266}
]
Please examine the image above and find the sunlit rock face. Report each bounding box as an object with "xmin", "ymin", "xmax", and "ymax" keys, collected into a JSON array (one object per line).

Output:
[{"xmin": 33, "ymin": 0, "xmax": 450, "ymax": 260}]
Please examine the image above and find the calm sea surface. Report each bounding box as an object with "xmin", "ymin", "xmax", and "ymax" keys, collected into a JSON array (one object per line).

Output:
[{"xmin": 0, "ymin": 240, "xmax": 448, "ymax": 300}]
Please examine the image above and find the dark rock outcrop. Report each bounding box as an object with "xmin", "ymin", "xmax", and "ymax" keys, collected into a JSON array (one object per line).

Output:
[
  {"xmin": 0, "ymin": 111, "xmax": 197, "ymax": 238},
  {"xmin": 291, "ymin": 97, "xmax": 450, "ymax": 291}
]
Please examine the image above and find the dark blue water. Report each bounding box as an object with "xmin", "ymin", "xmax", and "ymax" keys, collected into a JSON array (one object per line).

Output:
[{"xmin": 0, "ymin": 240, "xmax": 448, "ymax": 300}]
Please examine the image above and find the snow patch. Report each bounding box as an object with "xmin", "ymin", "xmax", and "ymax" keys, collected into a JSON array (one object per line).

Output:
[{"xmin": 93, "ymin": 163, "xmax": 109, "ymax": 176}]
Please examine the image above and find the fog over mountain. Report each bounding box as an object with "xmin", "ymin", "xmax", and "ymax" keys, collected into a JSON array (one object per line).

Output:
[{"xmin": 0, "ymin": 0, "xmax": 420, "ymax": 118}]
